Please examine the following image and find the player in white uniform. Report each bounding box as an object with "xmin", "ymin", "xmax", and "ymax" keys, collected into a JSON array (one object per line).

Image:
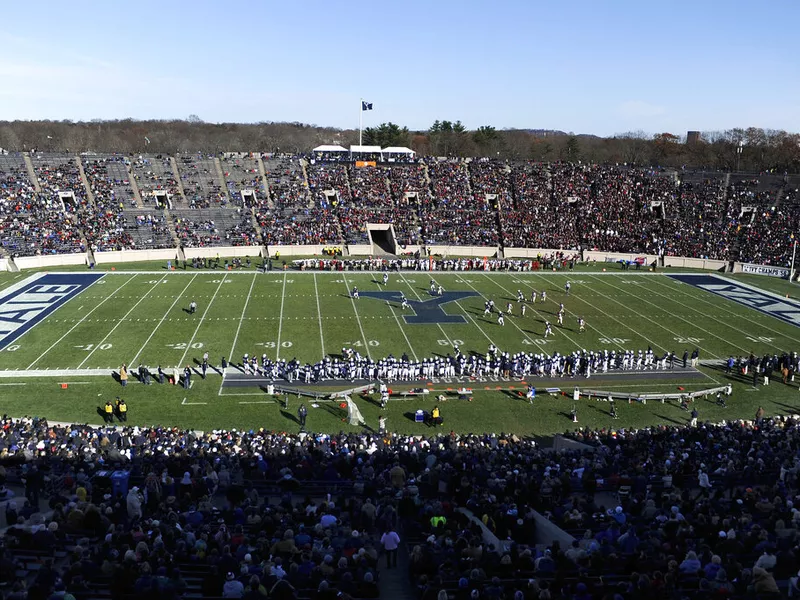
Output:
[
  {"xmin": 383, "ymin": 272, "xmax": 389, "ymax": 285},
  {"xmin": 437, "ymin": 285, "xmax": 444, "ymax": 296},
  {"xmin": 521, "ymin": 304, "xmax": 527, "ymax": 317},
  {"xmin": 531, "ymin": 290, "xmax": 537, "ymax": 303},
  {"xmin": 517, "ymin": 290, "xmax": 525, "ymax": 303},
  {"xmin": 565, "ymin": 281, "xmax": 571, "ymax": 295},
  {"xmin": 506, "ymin": 302, "xmax": 513, "ymax": 315},
  {"xmin": 544, "ymin": 321, "xmax": 553, "ymax": 337},
  {"xmin": 557, "ymin": 308, "xmax": 564, "ymax": 326},
  {"xmin": 352, "ymin": 286, "xmax": 359, "ymax": 299},
  {"xmin": 497, "ymin": 312, "xmax": 505, "ymax": 326},
  {"xmin": 541, "ymin": 290, "xmax": 547, "ymax": 303},
  {"xmin": 401, "ymin": 294, "xmax": 409, "ymax": 309},
  {"xmin": 578, "ymin": 317, "xmax": 586, "ymax": 333}
]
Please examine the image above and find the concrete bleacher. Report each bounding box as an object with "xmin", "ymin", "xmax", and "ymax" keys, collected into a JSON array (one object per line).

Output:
[
  {"xmin": 264, "ymin": 157, "xmax": 307, "ymax": 209},
  {"xmin": 130, "ymin": 154, "xmax": 180, "ymax": 208},
  {"xmin": 172, "ymin": 208, "xmax": 259, "ymax": 248},
  {"xmin": 122, "ymin": 210, "xmax": 174, "ymax": 249},
  {"xmin": 30, "ymin": 154, "xmax": 88, "ymax": 207},
  {"xmin": 176, "ymin": 153, "xmax": 226, "ymax": 208},
  {"xmin": 220, "ymin": 154, "xmax": 264, "ymax": 206},
  {"xmin": 81, "ymin": 155, "xmax": 135, "ymax": 207}
]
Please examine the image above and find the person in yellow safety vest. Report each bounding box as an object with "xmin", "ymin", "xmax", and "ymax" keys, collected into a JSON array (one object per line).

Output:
[
  {"xmin": 431, "ymin": 406, "xmax": 442, "ymax": 426},
  {"xmin": 430, "ymin": 515, "xmax": 447, "ymax": 529},
  {"xmin": 104, "ymin": 401, "xmax": 114, "ymax": 424},
  {"xmin": 116, "ymin": 398, "xmax": 128, "ymax": 422}
]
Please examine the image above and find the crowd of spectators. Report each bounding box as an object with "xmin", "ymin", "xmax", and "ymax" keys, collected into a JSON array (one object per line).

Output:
[
  {"xmin": 2, "ymin": 153, "xmax": 800, "ymax": 262},
  {"xmin": 220, "ymin": 155, "xmax": 265, "ymax": 207},
  {"xmin": 82, "ymin": 157, "xmax": 136, "ymax": 208},
  {"xmin": 5, "ymin": 407, "xmax": 800, "ymax": 600},
  {"xmin": 177, "ymin": 154, "xmax": 228, "ymax": 209}
]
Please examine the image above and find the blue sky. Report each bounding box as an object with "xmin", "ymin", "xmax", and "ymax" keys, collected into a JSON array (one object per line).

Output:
[{"xmin": 1, "ymin": 0, "xmax": 798, "ymax": 136}]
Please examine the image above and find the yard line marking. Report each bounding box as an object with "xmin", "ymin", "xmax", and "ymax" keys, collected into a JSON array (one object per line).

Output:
[
  {"xmin": 480, "ymin": 273, "xmax": 582, "ymax": 350},
  {"xmin": 228, "ymin": 273, "xmax": 258, "ymax": 362},
  {"xmin": 178, "ymin": 274, "xmax": 228, "ymax": 367},
  {"xmin": 374, "ymin": 274, "xmax": 418, "ymax": 361},
  {"xmin": 27, "ymin": 275, "xmax": 135, "ymax": 369},
  {"xmin": 182, "ymin": 397, "xmax": 208, "ymax": 405},
  {"xmin": 238, "ymin": 400, "xmax": 273, "ymax": 404},
  {"xmin": 276, "ymin": 273, "xmax": 288, "ymax": 360},
  {"xmin": 648, "ymin": 275, "xmax": 800, "ymax": 346},
  {"xmin": 593, "ymin": 275, "xmax": 735, "ymax": 356},
  {"xmin": 529, "ymin": 273, "xmax": 666, "ymax": 352},
  {"xmin": 427, "ymin": 274, "xmax": 499, "ymax": 347},
  {"xmin": 313, "ymin": 274, "xmax": 327, "ymax": 359},
  {"xmin": 129, "ymin": 274, "xmax": 199, "ymax": 366},
  {"xmin": 78, "ymin": 274, "xmax": 170, "ymax": 369},
  {"xmin": 0, "ymin": 383, "xmax": 26, "ymax": 386},
  {"xmin": 340, "ymin": 273, "xmax": 372, "ymax": 358},
  {"xmin": 398, "ymin": 272, "xmax": 454, "ymax": 347}
]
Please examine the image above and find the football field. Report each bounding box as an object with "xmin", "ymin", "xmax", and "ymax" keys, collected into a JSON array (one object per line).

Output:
[{"xmin": 1, "ymin": 266, "xmax": 800, "ymax": 435}]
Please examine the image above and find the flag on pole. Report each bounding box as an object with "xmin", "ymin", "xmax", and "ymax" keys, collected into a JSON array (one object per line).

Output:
[{"xmin": 361, "ymin": 101, "xmax": 373, "ymax": 111}]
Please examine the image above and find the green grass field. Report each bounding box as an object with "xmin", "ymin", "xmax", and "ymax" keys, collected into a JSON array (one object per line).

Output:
[{"xmin": 1, "ymin": 266, "xmax": 800, "ymax": 437}]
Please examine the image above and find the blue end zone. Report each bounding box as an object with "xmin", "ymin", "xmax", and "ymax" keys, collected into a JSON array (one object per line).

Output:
[
  {"xmin": 669, "ymin": 274, "xmax": 800, "ymax": 328},
  {"xmin": 0, "ymin": 273, "xmax": 105, "ymax": 348}
]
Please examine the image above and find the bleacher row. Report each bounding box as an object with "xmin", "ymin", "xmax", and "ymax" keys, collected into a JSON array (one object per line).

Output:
[{"xmin": 1, "ymin": 153, "xmax": 798, "ymax": 265}]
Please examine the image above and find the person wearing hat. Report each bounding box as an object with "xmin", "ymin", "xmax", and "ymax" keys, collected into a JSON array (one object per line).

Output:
[
  {"xmin": 222, "ymin": 571, "xmax": 243, "ymax": 598},
  {"xmin": 119, "ymin": 364, "xmax": 128, "ymax": 387},
  {"xmin": 297, "ymin": 404, "xmax": 307, "ymax": 430}
]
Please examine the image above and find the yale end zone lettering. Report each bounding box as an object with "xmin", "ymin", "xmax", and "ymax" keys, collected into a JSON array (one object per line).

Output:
[
  {"xmin": 669, "ymin": 274, "xmax": 800, "ymax": 328},
  {"xmin": 0, "ymin": 273, "xmax": 105, "ymax": 348}
]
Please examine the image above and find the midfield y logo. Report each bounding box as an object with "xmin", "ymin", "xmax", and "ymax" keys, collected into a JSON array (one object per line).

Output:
[{"xmin": 359, "ymin": 291, "xmax": 480, "ymax": 324}]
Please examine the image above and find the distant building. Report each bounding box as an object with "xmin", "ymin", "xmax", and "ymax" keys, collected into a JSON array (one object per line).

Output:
[{"xmin": 686, "ymin": 131, "xmax": 701, "ymax": 145}]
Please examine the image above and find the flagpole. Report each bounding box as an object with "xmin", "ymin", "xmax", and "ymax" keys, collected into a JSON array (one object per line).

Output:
[
  {"xmin": 359, "ymin": 98, "xmax": 363, "ymax": 147},
  {"xmin": 791, "ymin": 239, "xmax": 797, "ymax": 284}
]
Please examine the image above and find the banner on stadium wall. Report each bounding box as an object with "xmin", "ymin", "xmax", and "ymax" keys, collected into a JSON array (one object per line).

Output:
[
  {"xmin": 355, "ymin": 161, "xmax": 376, "ymax": 168},
  {"xmin": 741, "ymin": 263, "xmax": 790, "ymax": 278}
]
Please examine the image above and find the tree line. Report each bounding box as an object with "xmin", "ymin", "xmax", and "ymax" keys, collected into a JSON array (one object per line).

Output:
[{"xmin": 0, "ymin": 118, "xmax": 798, "ymax": 173}]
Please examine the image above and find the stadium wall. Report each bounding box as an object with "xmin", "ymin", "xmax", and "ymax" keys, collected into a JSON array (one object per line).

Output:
[
  {"xmin": 93, "ymin": 249, "xmax": 178, "ymax": 265},
  {"xmin": 14, "ymin": 253, "xmax": 87, "ymax": 269},
  {"xmin": 183, "ymin": 246, "xmax": 265, "ymax": 260}
]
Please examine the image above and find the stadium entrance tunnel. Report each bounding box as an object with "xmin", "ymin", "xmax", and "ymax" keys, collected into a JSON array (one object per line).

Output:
[{"xmin": 367, "ymin": 224, "xmax": 397, "ymax": 255}]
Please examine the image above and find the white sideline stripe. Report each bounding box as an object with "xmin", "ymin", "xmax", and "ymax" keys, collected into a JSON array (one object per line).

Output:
[
  {"xmin": 341, "ymin": 273, "xmax": 372, "ymax": 358},
  {"xmin": 398, "ymin": 272, "xmax": 452, "ymax": 347},
  {"xmin": 651, "ymin": 275, "xmax": 800, "ymax": 345},
  {"xmin": 78, "ymin": 274, "xmax": 168, "ymax": 369},
  {"xmin": 53, "ymin": 269, "xmax": 706, "ymax": 276},
  {"xmin": 477, "ymin": 273, "xmax": 583, "ymax": 350},
  {"xmin": 129, "ymin": 273, "xmax": 199, "ymax": 365},
  {"xmin": 276, "ymin": 273, "xmax": 287, "ymax": 360},
  {"xmin": 375, "ymin": 274, "xmax": 418, "ymax": 362},
  {"xmin": 313, "ymin": 274, "xmax": 326, "ymax": 359},
  {"xmin": 599, "ymin": 275, "xmax": 748, "ymax": 355},
  {"xmin": 26, "ymin": 275, "xmax": 130, "ymax": 369},
  {"xmin": 238, "ymin": 401, "xmax": 272, "ymax": 404},
  {"xmin": 0, "ymin": 383, "xmax": 26, "ymax": 386},
  {"xmin": 177, "ymin": 274, "xmax": 228, "ymax": 367}
]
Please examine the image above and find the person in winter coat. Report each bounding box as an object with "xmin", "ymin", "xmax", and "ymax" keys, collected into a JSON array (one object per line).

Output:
[{"xmin": 126, "ymin": 487, "xmax": 142, "ymax": 521}]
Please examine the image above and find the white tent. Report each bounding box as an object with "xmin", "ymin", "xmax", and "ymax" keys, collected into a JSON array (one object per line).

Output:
[
  {"xmin": 382, "ymin": 146, "xmax": 416, "ymax": 157},
  {"xmin": 312, "ymin": 145, "xmax": 348, "ymax": 153},
  {"xmin": 349, "ymin": 145, "xmax": 382, "ymax": 155}
]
